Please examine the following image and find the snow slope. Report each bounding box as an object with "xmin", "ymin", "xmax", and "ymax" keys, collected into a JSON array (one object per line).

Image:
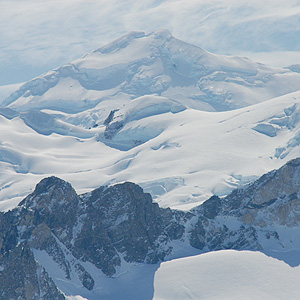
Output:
[
  {"xmin": 1, "ymin": 90, "xmax": 300, "ymax": 211},
  {"xmin": 153, "ymin": 250, "xmax": 300, "ymax": 300},
  {"xmin": 1, "ymin": 24, "xmax": 300, "ymax": 300},
  {"xmin": 39, "ymin": 250, "xmax": 300, "ymax": 300},
  {"xmin": 0, "ymin": 83, "xmax": 23, "ymax": 101}
]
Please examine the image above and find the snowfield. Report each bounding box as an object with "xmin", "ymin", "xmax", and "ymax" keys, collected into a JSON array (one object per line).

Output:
[
  {"xmin": 35, "ymin": 247, "xmax": 300, "ymax": 300},
  {"xmin": 153, "ymin": 250, "xmax": 300, "ymax": 300},
  {"xmin": 59, "ymin": 250, "xmax": 300, "ymax": 300},
  {"xmin": 2, "ymin": 91, "xmax": 300, "ymax": 211}
]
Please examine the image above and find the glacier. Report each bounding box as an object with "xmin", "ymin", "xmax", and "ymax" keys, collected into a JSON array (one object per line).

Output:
[{"xmin": 1, "ymin": 30, "xmax": 300, "ymax": 211}]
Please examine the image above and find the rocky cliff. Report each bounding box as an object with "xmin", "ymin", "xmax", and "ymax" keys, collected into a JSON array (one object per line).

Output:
[
  {"xmin": 0, "ymin": 177, "xmax": 188, "ymax": 299},
  {"xmin": 189, "ymin": 157, "xmax": 300, "ymax": 265},
  {"xmin": 0, "ymin": 158, "xmax": 300, "ymax": 299}
]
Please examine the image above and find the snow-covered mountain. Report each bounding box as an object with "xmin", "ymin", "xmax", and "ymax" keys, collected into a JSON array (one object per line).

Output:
[
  {"xmin": 5, "ymin": 29, "xmax": 300, "ymax": 114},
  {"xmin": 1, "ymin": 30, "xmax": 300, "ymax": 300},
  {"xmin": 1, "ymin": 30, "xmax": 300, "ymax": 212}
]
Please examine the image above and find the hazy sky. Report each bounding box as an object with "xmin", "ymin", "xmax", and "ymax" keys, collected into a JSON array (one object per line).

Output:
[{"xmin": 1, "ymin": 0, "xmax": 300, "ymax": 85}]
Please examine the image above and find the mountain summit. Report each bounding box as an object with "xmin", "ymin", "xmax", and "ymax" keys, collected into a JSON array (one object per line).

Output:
[{"xmin": 4, "ymin": 30, "xmax": 300, "ymax": 115}]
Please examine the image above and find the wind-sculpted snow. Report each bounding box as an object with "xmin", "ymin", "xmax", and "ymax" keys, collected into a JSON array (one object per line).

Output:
[
  {"xmin": 252, "ymin": 103, "xmax": 299, "ymax": 138},
  {"xmin": 19, "ymin": 111, "xmax": 94, "ymax": 138},
  {"xmin": 98, "ymin": 95, "xmax": 185, "ymax": 150}
]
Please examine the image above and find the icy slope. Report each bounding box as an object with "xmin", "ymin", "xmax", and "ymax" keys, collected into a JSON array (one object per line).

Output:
[{"xmin": 0, "ymin": 83, "xmax": 23, "ymax": 101}]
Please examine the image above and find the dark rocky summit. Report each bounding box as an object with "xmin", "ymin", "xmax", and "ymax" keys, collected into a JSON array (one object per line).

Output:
[
  {"xmin": 0, "ymin": 158, "xmax": 300, "ymax": 299},
  {"xmin": 0, "ymin": 177, "xmax": 188, "ymax": 299}
]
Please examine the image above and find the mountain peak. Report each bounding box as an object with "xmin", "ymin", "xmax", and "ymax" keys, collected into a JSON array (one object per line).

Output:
[
  {"xmin": 95, "ymin": 29, "xmax": 173, "ymax": 55},
  {"xmin": 5, "ymin": 30, "xmax": 300, "ymax": 115},
  {"xmin": 95, "ymin": 31, "xmax": 146, "ymax": 54},
  {"xmin": 33, "ymin": 176, "xmax": 73, "ymax": 195},
  {"xmin": 1, "ymin": 32, "xmax": 300, "ymax": 212},
  {"xmin": 2, "ymin": 158, "xmax": 300, "ymax": 298},
  {"xmin": 151, "ymin": 28, "xmax": 173, "ymax": 39},
  {"xmin": 18, "ymin": 176, "xmax": 78, "ymax": 211}
]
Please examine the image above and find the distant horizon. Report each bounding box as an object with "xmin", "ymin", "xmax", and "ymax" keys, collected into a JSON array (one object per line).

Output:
[{"xmin": 1, "ymin": 0, "xmax": 300, "ymax": 86}]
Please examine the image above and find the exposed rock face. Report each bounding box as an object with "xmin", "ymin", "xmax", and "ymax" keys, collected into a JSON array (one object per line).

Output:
[
  {"xmin": 0, "ymin": 177, "xmax": 187, "ymax": 298},
  {"xmin": 1, "ymin": 158, "xmax": 300, "ymax": 298},
  {"xmin": 73, "ymin": 182, "xmax": 186, "ymax": 275},
  {"xmin": 103, "ymin": 109, "xmax": 123, "ymax": 139},
  {"xmin": 0, "ymin": 230, "xmax": 65, "ymax": 300},
  {"xmin": 189, "ymin": 158, "xmax": 300, "ymax": 258}
]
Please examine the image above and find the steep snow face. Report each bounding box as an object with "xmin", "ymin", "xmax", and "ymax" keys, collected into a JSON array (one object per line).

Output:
[{"xmin": 4, "ymin": 30, "xmax": 300, "ymax": 117}]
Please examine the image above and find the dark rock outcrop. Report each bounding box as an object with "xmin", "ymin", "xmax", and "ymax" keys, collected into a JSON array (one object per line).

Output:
[
  {"xmin": 0, "ymin": 176, "xmax": 188, "ymax": 298},
  {"xmin": 189, "ymin": 157, "xmax": 300, "ymax": 258},
  {"xmin": 1, "ymin": 157, "xmax": 300, "ymax": 298},
  {"xmin": 0, "ymin": 239, "xmax": 65, "ymax": 300}
]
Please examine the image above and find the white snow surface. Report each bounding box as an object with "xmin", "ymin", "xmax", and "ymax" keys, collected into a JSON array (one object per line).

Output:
[
  {"xmin": 1, "ymin": 31, "xmax": 300, "ymax": 211},
  {"xmin": 36, "ymin": 248, "xmax": 300, "ymax": 300},
  {"xmin": 153, "ymin": 250, "xmax": 300, "ymax": 300},
  {"xmin": 5, "ymin": 30, "xmax": 300, "ymax": 114},
  {"xmin": 1, "ymin": 90, "xmax": 300, "ymax": 211}
]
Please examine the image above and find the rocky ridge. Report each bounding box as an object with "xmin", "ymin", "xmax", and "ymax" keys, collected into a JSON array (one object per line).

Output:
[
  {"xmin": 0, "ymin": 177, "xmax": 188, "ymax": 299},
  {"xmin": 190, "ymin": 158, "xmax": 300, "ymax": 263},
  {"xmin": 0, "ymin": 158, "xmax": 300, "ymax": 299}
]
